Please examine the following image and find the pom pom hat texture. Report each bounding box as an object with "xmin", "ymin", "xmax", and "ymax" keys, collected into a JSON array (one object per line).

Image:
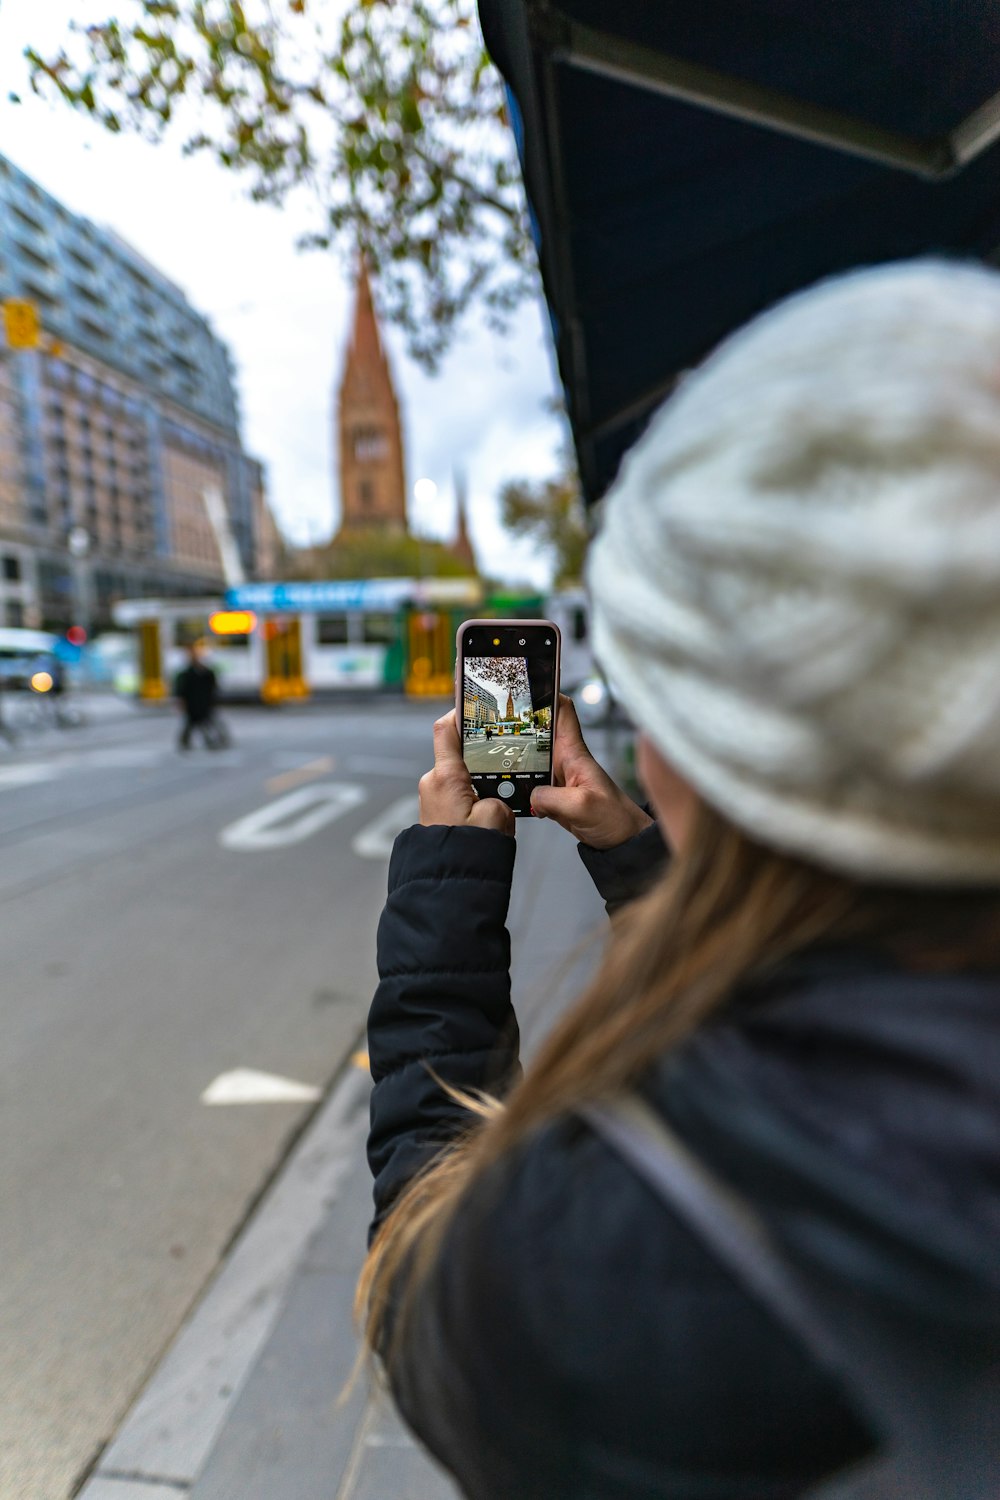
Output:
[{"xmin": 588, "ymin": 260, "xmax": 1000, "ymax": 884}]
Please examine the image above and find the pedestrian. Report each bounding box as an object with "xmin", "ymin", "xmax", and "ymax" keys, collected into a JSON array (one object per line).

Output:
[
  {"xmin": 174, "ymin": 640, "xmax": 227, "ymax": 750},
  {"xmin": 484, "ymin": 723, "xmax": 492, "ymax": 740},
  {"xmin": 357, "ymin": 262, "xmax": 1000, "ymax": 1499}
]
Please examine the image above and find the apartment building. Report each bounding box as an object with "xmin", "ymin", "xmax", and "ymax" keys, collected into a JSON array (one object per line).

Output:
[{"xmin": 0, "ymin": 152, "xmax": 279, "ymax": 630}]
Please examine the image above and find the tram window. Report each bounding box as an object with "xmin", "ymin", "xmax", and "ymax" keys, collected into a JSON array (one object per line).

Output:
[
  {"xmin": 317, "ymin": 613, "xmax": 349, "ymax": 645},
  {"xmin": 572, "ymin": 606, "xmax": 588, "ymax": 643},
  {"xmin": 362, "ymin": 612, "xmax": 396, "ymax": 645},
  {"xmin": 211, "ymin": 632, "xmax": 250, "ymax": 649},
  {"xmin": 176, "ymin": 617, "xmax": 209, "ymax": 647}
]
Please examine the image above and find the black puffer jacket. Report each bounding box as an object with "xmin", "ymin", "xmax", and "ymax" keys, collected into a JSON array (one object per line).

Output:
[{"xmin": 367, "ymin": 824, "xmax": 1000, "ymax": 1500}]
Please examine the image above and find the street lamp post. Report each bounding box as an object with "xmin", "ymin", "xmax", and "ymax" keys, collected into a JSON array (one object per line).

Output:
[{"xmin": 66, "ymin": 525, "xmax": 91, "ymax": 640}]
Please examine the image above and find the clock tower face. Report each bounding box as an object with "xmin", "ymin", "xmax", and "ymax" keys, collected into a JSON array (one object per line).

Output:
[{"xmin": 335, "ymin": 265, "xmax": 408, "ymax": 535}]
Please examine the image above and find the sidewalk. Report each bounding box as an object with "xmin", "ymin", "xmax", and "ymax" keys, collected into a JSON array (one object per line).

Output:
[{"xmin": 79, "ymin": 818, "xmax": 607, "ymax": 1500}]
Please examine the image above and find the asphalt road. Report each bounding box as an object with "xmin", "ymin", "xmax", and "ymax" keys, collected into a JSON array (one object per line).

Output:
[
  {"xmin": 0, "ymin": 696, "xmax": 438, "ymax": 1500},
  {"xmin": 464, "ymin": 734, "xmax": 550, "ymax": 772}
]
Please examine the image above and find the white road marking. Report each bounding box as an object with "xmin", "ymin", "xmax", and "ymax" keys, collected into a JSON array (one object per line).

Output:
[
  {"xmin": 0, "ymin": 763, "xmax": 57, "ymax": 790},
  {"xmin": 202, "ymin": 1068, "xmax": 322, "ymax": 1105},
  {"xmin": 219, "ymin": 781, "xmax": 366, "ymax": 850},
  {"xmin": 351, "ymin": 794, "xmax": 420, "ymax": 858}
]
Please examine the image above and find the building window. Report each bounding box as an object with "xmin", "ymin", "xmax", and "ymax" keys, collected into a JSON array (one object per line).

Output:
[
  {"xmin": 316, "ymin": 613, "xmax": 349, "ymax": 646},
  {"xmin": 358, "ymin": 480, "xmax": 374, "ymax": 509},
  {"xmin": 3, "ymin": 555, "xmax": 22, "ymax": 582},
  {"xmin": 361, "ymin": 613, "xmax": 396, "ymax": 646}
]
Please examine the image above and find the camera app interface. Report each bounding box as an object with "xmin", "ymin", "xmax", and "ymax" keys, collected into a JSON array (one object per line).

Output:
[{"xmin": 462, "ymin": 626, "xmax": 556, "ymax": 814}]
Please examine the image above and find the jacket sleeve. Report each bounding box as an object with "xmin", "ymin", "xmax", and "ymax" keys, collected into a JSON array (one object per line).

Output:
[
  {"xmin": 366, "ymin": 823, "xmax": 519, "ymax": 1240},
  {"xmin": 577, "ymin": 819, "xmax": 669, "ymax": 916}
]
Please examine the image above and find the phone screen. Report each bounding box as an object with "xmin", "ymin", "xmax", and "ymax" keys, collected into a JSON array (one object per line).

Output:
[{"xmin": 459, "ymin": 621, "xmax": 559, "ymax": 817}]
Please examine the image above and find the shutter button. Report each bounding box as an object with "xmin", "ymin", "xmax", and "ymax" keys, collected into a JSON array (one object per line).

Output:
[{"xmin": 498, "ymin": 782, "xmax": 514, "ymax": 798}]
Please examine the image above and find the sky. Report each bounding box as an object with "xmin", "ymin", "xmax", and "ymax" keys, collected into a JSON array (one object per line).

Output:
[{"xmin": 0, "ymin": 0, "xmax": 566, "ymax": 586}]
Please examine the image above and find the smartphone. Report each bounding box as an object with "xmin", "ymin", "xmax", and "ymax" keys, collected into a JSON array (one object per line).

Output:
[{"xmin": 456, "ymin": 620, "xmax": 561, "ymax": 817}]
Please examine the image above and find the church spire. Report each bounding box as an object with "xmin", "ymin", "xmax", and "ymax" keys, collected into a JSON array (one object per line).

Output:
[
  {"xmin": 349, "ymin": 257, "xmax": 382, "ymax": 367},
  {"xmin": 335, "ymin": 258, "xmax": 408, "ymax": 535},
  {"xmin": 451, "ymin": 469, "xmax": 477, "ymax": 572}
]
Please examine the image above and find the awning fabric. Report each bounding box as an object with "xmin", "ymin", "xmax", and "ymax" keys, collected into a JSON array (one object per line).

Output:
[{"xmin": 478, "ymin": 1, "xmax": 1000, "ymax": 504}]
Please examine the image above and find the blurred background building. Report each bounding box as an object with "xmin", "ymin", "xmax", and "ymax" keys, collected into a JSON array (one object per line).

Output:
[{"xmin": 0, "ymin": 151, "xmax": 281, "ymax": 632}]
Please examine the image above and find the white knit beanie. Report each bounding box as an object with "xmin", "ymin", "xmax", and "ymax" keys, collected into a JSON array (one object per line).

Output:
[{"xmin": 588, "ymin": 260, "xmax": 1000, "ymax": 884}]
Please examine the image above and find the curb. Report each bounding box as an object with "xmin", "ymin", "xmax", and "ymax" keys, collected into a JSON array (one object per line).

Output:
[{"xmin": 77, "ymin": 1061, "xmax": 371, "ymax": 1498}]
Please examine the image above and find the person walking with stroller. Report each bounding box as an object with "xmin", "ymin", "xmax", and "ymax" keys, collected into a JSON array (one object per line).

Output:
[{"xmin": 174, "ymin": 640, "xmax": 227, "ymax": 750}]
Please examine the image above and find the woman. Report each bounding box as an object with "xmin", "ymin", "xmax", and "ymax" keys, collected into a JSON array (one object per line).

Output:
[{"xmin": 358, "ymin": 262, "xmax": 1000, "ymax": 1498}]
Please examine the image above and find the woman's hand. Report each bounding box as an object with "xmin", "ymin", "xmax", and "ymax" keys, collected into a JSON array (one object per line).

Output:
[
  {"xmin": 530, "ymin": 696, "xmax": 652, "ymax": 849},
  {"xmin": 419, "ymin": 711, "xmax": 515, "ymax": 836}
]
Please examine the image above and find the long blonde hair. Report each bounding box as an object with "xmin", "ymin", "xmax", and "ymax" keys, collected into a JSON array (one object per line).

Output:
[{"xmin": 356, "ymin": 801, "xmax": 1000, "ymax": 1362}]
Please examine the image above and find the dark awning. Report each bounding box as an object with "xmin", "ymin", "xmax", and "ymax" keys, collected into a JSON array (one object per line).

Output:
[{"xmin": 478, "ymin": 1, "xmax": 1000, "ymax": 504}]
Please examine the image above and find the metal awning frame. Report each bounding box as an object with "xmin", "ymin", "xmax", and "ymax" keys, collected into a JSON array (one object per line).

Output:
[{"xmin": 542, "ymin": 11, "xmax": 1000, "ymax": 180}]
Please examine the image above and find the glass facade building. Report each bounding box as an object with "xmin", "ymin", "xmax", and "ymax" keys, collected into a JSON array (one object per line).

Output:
[{"xmin": 0, "ymin": 151, "xmax": 278, "ymax": 630}]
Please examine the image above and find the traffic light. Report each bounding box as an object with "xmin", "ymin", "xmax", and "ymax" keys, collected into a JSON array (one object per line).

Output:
[
  {"xmin": 3, "ymin": 299, "xmax": 40, "ymax": 351},
  {"xmin": 66, "ymin": 626, "xmax": 87, "ymax": 647}
]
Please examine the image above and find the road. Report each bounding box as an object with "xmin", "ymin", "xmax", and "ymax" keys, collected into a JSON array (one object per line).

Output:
[
  {"xmin": 0, "ymin": 697, "xmax": 434, "ymax": 1500},
  {"xmin": 464, "ymin": 733, "xmax": 550, "ymax": 773}
]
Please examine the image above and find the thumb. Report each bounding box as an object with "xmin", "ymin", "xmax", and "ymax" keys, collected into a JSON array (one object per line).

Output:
[
  {"xmin": 555, "ymin": 694, "xmax": 585, "ymax": 749},
  {"xmin": 431, "ymin": 710, "xmax": 464, "ymax": 769}
]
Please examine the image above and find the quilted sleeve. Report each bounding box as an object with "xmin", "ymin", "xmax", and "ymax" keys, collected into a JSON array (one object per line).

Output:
[{"xmin": 366, "ymin": 823, "xmax": 519, "ymax": 1239}]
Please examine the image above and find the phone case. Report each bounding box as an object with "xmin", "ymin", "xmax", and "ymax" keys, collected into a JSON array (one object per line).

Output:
[{"xmin": 456, "ymin": 619, "xmax": 561, "ymax": 816}]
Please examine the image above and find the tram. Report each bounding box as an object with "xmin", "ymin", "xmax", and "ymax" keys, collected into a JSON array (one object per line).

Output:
[{"xmin": 113, "ymin": 578, "xmax": 544, "ymax": 702}]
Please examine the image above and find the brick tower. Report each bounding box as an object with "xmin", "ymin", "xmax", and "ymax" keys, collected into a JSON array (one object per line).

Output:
[{"xmin": 336, "ymin": 262, "xmax": 408, "ymax": 534}]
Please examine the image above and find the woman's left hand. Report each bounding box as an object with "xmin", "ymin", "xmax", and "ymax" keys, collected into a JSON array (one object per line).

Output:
[{"xmin": 419, "ymin": 712, "xmax": 515, "ymax": 836}]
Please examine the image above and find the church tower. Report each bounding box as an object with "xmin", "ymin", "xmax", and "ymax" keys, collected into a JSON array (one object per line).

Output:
[
  {"xmin": 450, "ymin": 470, "xmax": 477, "ymax": 572},
  {"xmin": 336, "ymin": 262, "xmax": 408, "ymax": 534}
]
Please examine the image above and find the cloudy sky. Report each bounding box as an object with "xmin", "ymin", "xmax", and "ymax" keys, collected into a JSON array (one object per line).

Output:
[{"xmin": 0, "ymin": 0, "xmax": 566, "ymax": 585}]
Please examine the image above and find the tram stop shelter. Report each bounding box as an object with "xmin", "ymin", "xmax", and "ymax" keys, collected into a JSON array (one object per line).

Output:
[{"xmin": 477, "ymin": 0, "xmax": 1000, "ymax": 506}]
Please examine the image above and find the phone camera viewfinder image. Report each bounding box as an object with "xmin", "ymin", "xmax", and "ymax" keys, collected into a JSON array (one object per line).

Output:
[{"xmin": 459, "ymin": 621, "xmax": 559, "ymax": 818}]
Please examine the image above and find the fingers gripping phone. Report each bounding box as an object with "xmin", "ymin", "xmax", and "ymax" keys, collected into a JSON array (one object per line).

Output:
[{"xmin": 457, "ymin": 620, "xmax": 561, "ymax": 817}]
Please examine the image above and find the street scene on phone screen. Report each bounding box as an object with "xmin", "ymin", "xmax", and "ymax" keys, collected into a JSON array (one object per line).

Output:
[{"xmin": 462, "ymin": 655, "xmax": 553, "ymax": 773}]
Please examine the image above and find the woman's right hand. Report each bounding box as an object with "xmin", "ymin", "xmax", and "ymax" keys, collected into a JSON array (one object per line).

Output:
[{"xmin": 530, "ymin": 696, "xmax": 652, "ymax": 849}]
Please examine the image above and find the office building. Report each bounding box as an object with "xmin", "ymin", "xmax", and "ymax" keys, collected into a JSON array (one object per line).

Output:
[
  {"xmin": 0, "ymin": 151, "xmax": 279, "ymax": 630},
  {"xmin": 464, "ymin": 677, "xmax": 500, "ymax": 727}
]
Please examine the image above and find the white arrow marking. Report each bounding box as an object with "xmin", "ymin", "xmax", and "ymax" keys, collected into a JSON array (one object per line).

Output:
[
  {"xmin": 219, "ymin": 781, "xmax": 366, "ymax": 850},
  {"xmin": 352, "ymin": 794, "xmax": 420, "ymax": 859},
  {"xmin": 202, "ymin": 1068, "xmax": 322, "ymax": 1105},
  {"xmin": 0, "ymin": 763, "xmax": 57, "ymax": 790}
]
